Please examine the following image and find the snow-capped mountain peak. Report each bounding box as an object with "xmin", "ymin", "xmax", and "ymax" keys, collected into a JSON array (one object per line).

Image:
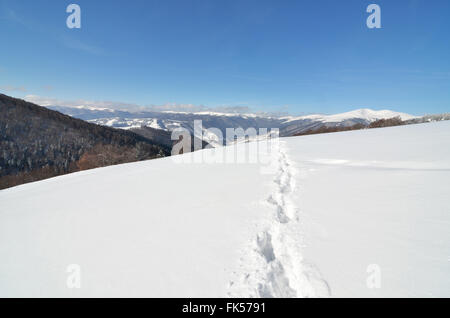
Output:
[{"xmin": 282, "ymin": 108, "xmax": 417, "ymax": 124}]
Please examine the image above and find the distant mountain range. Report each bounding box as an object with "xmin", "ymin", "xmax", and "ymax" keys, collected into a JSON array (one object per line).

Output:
[{"xmin": 46, "ymin": 105, "xmax": 424, "ymax": 143}]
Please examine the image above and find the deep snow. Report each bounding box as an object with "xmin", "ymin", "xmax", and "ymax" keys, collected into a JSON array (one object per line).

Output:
[{"xmin": 0, "ymin": 121, "xmax": 449, "ymax": 297}]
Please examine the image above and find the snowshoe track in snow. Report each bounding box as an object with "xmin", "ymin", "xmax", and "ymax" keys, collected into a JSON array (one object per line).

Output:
[{"xmin": 229, "ymin": 140, "xmax": 330, "ymax": 298}]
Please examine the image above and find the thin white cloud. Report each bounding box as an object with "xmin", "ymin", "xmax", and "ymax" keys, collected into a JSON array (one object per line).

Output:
[
  {"xmin": 24, "ymin": 95, "xmax": 259, "ymax": 115},
  {"xmin": 146, "ymin": 103, "xmax": 208, "ymax": 113},
  {"xmin": 61, "ymin": 36, "xmax": 105, "ymax": 56},
  {"xmin": 1, "ymin": 85, "xmax": 27, "ymax": 92},
  {"xmin": 5, "ymin": 8, "xmax": 27, "ymax": 26},
  {"xmin": 24, "ymin": 95, "xmax": 145, "ymax": 112},
  {"xmin": 146, "ymin": 103, "xmax": 255, "ymax": 114}
]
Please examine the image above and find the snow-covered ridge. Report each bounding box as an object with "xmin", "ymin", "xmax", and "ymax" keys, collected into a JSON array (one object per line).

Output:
[
  {"xmin": 282, "ymin": 108, "xmax": 417, "ymax": 123},
  {"xmin": 156, "ymin": 108, "xmax": 418, "ymax": 122},
  {"xmin": 45, "ymin": 102, "xmax": 416, "ymax": 122},
  {"xmin": 110, "ymin": 108, "xmax": 416, "ymax": 122},
  {"xmin": 49, "ymin": 104, "xmax": 418, "ymax": 139}
]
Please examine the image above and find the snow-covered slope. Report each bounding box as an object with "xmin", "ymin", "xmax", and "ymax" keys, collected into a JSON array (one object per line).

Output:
[
  {"xmin": 0, "ymin": 121, "xmax": 449, "ymax": 297},
  {"xmin": 286, "ymin": 122, "xmax": 450, "ymax": 297}
]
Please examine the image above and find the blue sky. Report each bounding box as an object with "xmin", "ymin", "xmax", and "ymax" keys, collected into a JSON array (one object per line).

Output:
[{"xmin": 0, "ymin": 0, "xmax": 449, "ymax": 115}]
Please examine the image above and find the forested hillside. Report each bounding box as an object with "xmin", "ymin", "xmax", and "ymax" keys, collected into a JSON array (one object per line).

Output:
[{"xmin": 0, "ymin": 94, "xmax": 170, "ymax": 189}]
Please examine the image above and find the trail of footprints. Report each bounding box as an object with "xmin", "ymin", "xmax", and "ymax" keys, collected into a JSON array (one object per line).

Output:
[
  {"xmin": 228, "ymin": 141, "xmax": 330, "ymax": 298},
  {"xmin": 267, "ymin": 150, "xmax": 296, "ymax": 224},
  {"xmin": 254, "ymin": 142, "xmax": 330, "ymax": 298},
  {"xmin": 255, "ymin": 142, "xmax": 298, "ymax": 297}
]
